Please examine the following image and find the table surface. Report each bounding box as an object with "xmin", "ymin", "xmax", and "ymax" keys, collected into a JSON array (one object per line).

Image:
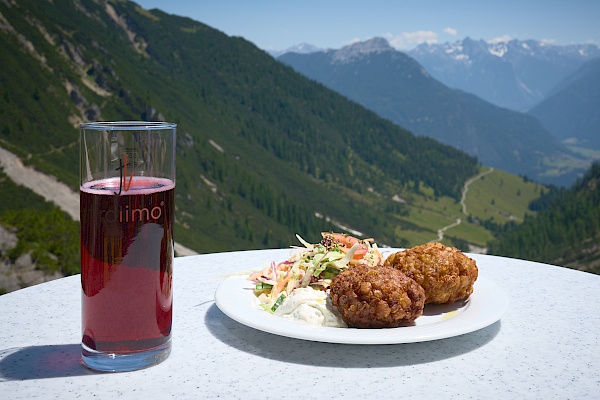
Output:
[{"xmin": 1, "ymin": 249, "xmax": 599, "ymax": 399}]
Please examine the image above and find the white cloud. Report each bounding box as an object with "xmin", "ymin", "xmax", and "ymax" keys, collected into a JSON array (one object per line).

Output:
[
  {"xmin": 444, "ymin": 27, "xmax": 458, "ymax": 36},
  {"xmin": 385, "ymin": 31, "xmax": 438, "ymax": 50},
  {"xmin": 488, "ymin": 35, "xmax": 513, "ymax": 44}
]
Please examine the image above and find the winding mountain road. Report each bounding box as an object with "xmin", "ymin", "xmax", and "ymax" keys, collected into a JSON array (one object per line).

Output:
[{"xmin": 433, "ymin": 167, "xmax": 494, "ymax": 243}]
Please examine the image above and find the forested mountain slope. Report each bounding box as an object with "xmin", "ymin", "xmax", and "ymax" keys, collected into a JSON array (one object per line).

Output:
[
  {"xmin": 0, "ymin": 0, "xmax": 478, "ymax": 256},
  {"xmin": 278, "ymin": 38, "xmax": 585, "ymax": 187},
  {"xmin": 489, "ymin": 162, "xmax": 600, "ymax": 274}
]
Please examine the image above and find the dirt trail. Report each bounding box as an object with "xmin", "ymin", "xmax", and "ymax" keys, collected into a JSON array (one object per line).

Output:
[
  {"xmin": 0, "ymin": 146, "xmax": 197, "ymax": 256},
  {"xmin": 460, "ymin": 167, "xmax": 494, "ymax": 215},
  {"xmin": 0, "ymin": 146, "xmax": 80, "ymax": 220},
  {"xmin": 432, "ymin": 167, "xmax": 494, "ymax": 248}
]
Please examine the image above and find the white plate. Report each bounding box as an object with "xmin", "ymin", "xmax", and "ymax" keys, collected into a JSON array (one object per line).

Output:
[{"xmin": 214, "ymin": 275, "xmax": 508, "ymax": 344}]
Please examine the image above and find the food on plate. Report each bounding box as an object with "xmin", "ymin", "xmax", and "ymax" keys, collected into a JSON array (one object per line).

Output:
[
  {"xmin": 247, "ymin": 232, "xmax": 381, "ymax": 316},
  {"xmin": 330, "ymin": 264, "xmax": 426, "ymax": 328},
  {"xmin": 384, "ymin": 242, "xmax": 478, "ymax": 304},
  {"xmin": 273, "ymin": 287, "xmax": 347, "ymax": 327},
  {"xmin": 247, "ymin": 234, "xmax": 479, "ymax": 328}
]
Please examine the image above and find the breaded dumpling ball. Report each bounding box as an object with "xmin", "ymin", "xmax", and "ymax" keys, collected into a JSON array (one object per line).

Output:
[
  {"xmin": 330, "ymin": 264, "xmax": 425, "ymax": 328},
  {"xmin": 384, "ymin": 242, "xmax": 478, "ymax": 304}
]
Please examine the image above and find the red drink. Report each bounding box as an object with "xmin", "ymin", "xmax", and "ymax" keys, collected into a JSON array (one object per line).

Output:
[{"xmin": 80, "ymin": 176, "xmax": 174, "ymax": 353}]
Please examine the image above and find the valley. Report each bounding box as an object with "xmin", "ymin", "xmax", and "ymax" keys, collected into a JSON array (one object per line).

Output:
[
  {"xmin": 278, "ymin": 37, "xmax": 600, "ymax": 187},
  {"xmin": 0, "ymin": 142, "xmax": 538, "ymax": 257},
  {"xmin": 432, "ymin": 166, "xmax": 495, "ymax": 248},
  {"xmin": 389, "ymin": 166, "xmax": 544, "ymax": 250},
  {"xmin": 0, "ymin": 140, "xmax": 542, "ymax": 293}
]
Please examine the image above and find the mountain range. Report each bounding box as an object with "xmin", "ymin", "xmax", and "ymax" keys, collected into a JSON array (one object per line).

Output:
[
  {"xmin": 278, "ymin": 38, "xmax": 591, "ymax": 186},
  {"xmin": 408, "ymin": 37, "xmax": 600, "ymax": 112},
  {"xmin": 528, "ymin": 56, "xmax": 600, "ymax": 150}
]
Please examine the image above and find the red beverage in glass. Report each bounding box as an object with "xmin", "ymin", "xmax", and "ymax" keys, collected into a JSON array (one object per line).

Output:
[{"xmin": 80, "ymin": 176, "xmax": 174, "ymax": 353}]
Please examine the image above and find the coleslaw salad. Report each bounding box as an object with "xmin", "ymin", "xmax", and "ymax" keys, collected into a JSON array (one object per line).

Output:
[{"xmin": 247, "ymin": 232, "xmax": 382, "ymax": 313}]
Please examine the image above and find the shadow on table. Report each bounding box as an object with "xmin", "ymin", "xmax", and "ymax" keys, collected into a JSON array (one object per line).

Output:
[
  {"xmin": 0, "ymin": 344, "xmax": 94, "ymax": 381},
  {"xmin": 205, "ymin": 304, "xmax": 501, "ymax": 368}
]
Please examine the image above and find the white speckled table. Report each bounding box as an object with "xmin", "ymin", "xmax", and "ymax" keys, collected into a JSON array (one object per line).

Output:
[{"xmin": 1, "ymin": 249, "xmax": 599, "ymax": 399}]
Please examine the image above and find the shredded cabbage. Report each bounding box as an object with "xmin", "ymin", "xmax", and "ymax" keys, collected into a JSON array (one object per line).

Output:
[{"xmin": 247, "ymin": 233, "xmax": 381, "ymax": 313}]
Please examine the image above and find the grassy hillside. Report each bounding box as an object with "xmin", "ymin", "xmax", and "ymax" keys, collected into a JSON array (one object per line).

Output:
[
  {"xmin": 391, "ymin": 167, "xmax": 547, "ymax": 249},
  {"xmin": 464, "ymin": 169, "xmax": 546, "ymax": 223},
  {"xmin": 489, "ymin": 162, "xmax": 600, "ymax": 274}
]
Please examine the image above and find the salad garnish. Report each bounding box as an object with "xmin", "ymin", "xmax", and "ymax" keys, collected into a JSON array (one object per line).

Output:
[{"xmin": 247, "ymin": 232, "xmax": 381, "ymax": 313}]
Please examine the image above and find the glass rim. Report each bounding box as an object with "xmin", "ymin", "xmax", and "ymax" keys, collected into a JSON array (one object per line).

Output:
[{"xmin": 80, "ymin": 121, "xmax": 177, "ymax": 130}]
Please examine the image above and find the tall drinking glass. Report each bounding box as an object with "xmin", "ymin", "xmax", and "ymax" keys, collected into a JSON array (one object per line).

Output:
[{"xmin": 79, "ymin": 121, "xmax": 176, "ymax": 372}]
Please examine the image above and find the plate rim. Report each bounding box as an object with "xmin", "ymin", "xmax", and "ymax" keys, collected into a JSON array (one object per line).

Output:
[{"xmin": 214, "ymin": 274, "xmax": 509, "ymax": 344}]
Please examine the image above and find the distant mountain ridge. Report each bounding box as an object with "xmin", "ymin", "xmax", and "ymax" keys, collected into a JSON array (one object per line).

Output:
[
  {"xmin": 269, "ymin": 43, "xmax": 323, "ymax": 58},
  {"xmin": 528, "ymin": 57, "xmax": 600, "ymax": 150},
  {"xmin": 408, "ymin": 37, "xmax": 600, "ymax": 111},
  {"xmin": 329, "ymin": 37, "xmax": 393, "ymax": 63},
  {"xmin": 276, "ymin": 37, "xmax": 600, "ymax": 113},
  {"xmin": 278, "ymin": 38, "xmax": 585, "ymax": 186}
]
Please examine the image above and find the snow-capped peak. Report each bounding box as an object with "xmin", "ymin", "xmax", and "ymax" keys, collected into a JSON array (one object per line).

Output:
[
  {"xmin": 332, "ymin": 37, "xmax": 394, "ymax": 63},
  {"xmin": 488, "ymin": 42, "xmax": 508, "ymax": 57},
  {"xmin": 284, "ymin": 43, "xmax": 322, "ymax": 54},
  {"xmin": 271, "ymin": 43, "xmax": 322, "ymax": 58}
]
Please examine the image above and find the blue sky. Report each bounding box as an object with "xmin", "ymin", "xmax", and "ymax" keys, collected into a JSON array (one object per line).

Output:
[{"xmin": 134, "ymin": 0, "xmax": 600, "ymax": 51}]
